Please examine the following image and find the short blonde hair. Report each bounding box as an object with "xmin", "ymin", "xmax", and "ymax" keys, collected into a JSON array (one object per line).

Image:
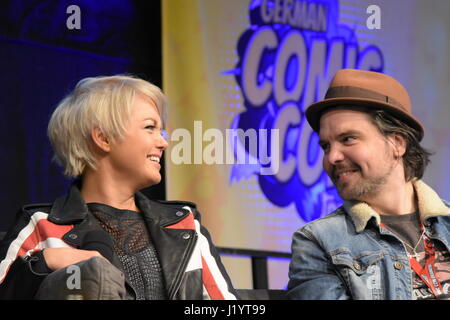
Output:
[{"xmin": 48, "ymin": 74, "xmax": 167, "ymax": 178}]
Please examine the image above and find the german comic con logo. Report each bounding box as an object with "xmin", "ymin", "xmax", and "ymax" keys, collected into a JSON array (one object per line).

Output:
[{"xmin": 226, "ymin": 0, "xmax": 384, "ymax": 222}]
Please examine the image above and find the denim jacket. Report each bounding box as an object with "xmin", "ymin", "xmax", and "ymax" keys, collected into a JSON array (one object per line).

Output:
[{"xmin": 288, "ymin": 179, "xmax": 450, "ymax": 300}]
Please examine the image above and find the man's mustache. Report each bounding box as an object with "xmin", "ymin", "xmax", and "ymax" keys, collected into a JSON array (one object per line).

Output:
[{"xmin": 330, "ymin": 163, "xmax": 361, "ymax": 181}]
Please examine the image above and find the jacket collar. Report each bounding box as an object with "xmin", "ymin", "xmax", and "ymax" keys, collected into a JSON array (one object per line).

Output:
[
  {"xmin": 48, "ymin": 180, "xmax": 89, "ymax": 224},
  {"xmin": 48, "ymin": 182, "xmax": 190, "ymax": 226},
  {"xmin": 344, "ymin": 179, "xmax": 450, "ymax": 233},
  {"xmin": 134, "ymin": 192, "xmax": 191, "ymax": 227}
]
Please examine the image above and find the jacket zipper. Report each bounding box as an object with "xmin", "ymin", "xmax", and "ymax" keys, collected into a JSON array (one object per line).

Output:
[{"xmin": 168, "ymin": 232, "xmax": 198, "ymax": 300}]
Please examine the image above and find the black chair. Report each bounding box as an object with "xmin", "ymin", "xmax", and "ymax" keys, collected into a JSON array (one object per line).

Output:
[{"xmin": 217, "ymin": 247, "xmax": 291, "ymax": 300}]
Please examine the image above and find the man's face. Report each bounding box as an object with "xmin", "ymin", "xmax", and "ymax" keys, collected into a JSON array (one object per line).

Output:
[{"xmin": 319, "ymin": 108, "xmax": 398, "ymax": 201}]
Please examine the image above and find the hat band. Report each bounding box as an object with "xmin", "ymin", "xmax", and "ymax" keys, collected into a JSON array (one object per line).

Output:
[{"xmin": 325, "ymin": 86, "xmax": 404, "ymax": 110}]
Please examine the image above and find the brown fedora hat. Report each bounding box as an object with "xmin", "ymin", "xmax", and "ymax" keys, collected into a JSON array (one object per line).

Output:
[{"xmin": 305, "ymin": 69, "xmax": 424, "ymax": 140}]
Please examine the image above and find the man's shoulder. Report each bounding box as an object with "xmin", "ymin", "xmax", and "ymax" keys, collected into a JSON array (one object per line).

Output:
[
  {"xmin": 438, "ymin": 199, "xmax": 450, "ymax": 223},
  {"xmin": 300, "ymin": 206, "xmax": 349, "ymax": 233},
  {"xmin": 442, "ymin": 199, "xmax": 450, "ymax": 208}
]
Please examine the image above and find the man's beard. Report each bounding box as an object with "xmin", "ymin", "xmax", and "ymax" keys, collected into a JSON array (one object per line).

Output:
[
  {"xmin": 332, "ymin": 162, "xmax": 394, "ymax": 201},
  {"xmin": 337, "ymin": 173, "xmax": 388, "ymax": 200}
]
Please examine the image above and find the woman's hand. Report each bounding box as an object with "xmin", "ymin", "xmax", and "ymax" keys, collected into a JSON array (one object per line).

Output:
[{"xmin": 43, "ymin": 247, "xmax": 104, "ymax": 271}]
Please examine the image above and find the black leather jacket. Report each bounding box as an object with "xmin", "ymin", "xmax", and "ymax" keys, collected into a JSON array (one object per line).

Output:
[{"xmin": 0, "ymin": 183, "xmax": 238, "ymax": 300}]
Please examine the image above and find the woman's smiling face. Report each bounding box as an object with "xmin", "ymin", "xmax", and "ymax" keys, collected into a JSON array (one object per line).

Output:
[{"xmin": 107, "ymin": 94, "xmax": 168, "ymax": 190}]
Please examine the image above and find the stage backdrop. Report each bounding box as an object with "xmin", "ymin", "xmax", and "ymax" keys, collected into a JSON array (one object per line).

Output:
[{"xmin": 162, "ymin": 0, "xmax": 450, "ymax": 289}]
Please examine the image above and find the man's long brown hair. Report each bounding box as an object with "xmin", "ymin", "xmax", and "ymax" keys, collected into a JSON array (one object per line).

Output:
[{"xmin": 369, "ymin": 109, "xmax": 433, "ymax": 181}]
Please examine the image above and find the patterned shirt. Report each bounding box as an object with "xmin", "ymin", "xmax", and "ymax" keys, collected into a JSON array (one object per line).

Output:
[
  {"xmin": 88, "ymin": 203, "xmax": 167, "ymax": 300},
  {"xmin": 381, "ymin": 212, "xmax": 450, "ymax": 300}
]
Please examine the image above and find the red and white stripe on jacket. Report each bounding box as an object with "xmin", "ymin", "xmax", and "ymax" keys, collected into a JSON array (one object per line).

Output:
[
  {"xmin": 166, "ymin": 206, "xmax": 236, "ymax": 300},
  {"xmin": 1, "ymin": 208, "xmax": 237, "ymax": 300},
  {"xmin": 0, "ymin": 211, "xmax": 74, "ymax": 283}
]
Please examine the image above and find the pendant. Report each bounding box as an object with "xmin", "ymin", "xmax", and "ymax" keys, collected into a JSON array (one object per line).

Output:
[{"xmin": 408, "ymin": 252, "xmax": 420, "ymax": 260}]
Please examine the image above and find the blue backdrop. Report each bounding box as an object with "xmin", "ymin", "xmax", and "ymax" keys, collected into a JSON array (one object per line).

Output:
[{"xmin": 0, "ymin": 0, "xmax": 163, "ymax": 231}]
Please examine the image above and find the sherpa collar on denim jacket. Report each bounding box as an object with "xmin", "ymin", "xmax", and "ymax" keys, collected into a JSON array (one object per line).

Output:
[{"xmin": 343, "ymin": 179, "xmax": 450, "ymax": 233}]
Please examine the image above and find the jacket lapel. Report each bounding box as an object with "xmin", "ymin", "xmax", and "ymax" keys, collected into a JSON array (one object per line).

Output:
[
  {"xmin": 344, "ymin": 200, "xmax": 380, "ymax": 233},
  {"xmin": 135, "ymin": 193, "xmax": 197, "ymax": 299}
]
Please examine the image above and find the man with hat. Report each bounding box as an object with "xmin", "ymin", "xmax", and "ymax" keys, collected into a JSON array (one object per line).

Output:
[{"xmin": 287, "ymin": 69, "xmax": 450, "ymax": 300}]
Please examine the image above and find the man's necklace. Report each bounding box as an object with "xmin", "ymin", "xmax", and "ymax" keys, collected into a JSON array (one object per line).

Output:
[{"xmin": 393, "ymin": 228, "xmax": 426, "ymax": 260}]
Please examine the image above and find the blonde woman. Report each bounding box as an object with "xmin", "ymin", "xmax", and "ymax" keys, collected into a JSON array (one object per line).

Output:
[{"xmin": 0, "ymin": 75, "xmax": 237, "ymax": 300}]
